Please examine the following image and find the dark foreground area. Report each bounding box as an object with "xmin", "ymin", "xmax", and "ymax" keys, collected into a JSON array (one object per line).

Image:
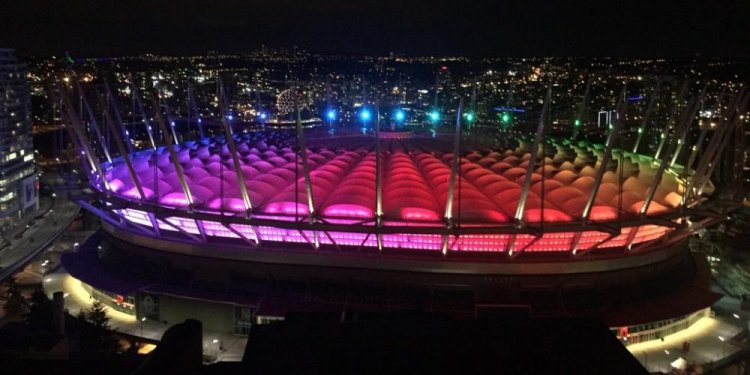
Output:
[{"xmin": 1, "ymin": 314, "xmax": 646, "ymax": 375}]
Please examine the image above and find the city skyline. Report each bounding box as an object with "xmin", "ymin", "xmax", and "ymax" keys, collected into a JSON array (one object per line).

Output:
[{"xmin": 0, "ymin": 1, "xmax": 749, "ymax": 371}]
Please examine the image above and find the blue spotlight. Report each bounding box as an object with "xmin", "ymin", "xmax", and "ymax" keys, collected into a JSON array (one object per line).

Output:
[
  {"xmin": 259, "ymin": 112, "xmax": 268, "ymax": 120},
  {"xmin": 360, "ymin": 108, "xmax": 372, "ymax": 122},
  {"xmin": 394, "ymin": 109, "xmax": 406, "ymax": 122},
  {"xmin": 326, "ymin": 109, "xmax": 337, "ymax": 121}
]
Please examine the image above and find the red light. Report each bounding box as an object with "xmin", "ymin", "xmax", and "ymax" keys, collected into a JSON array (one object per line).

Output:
[
  {"xmin": 440, "ymin": 65, "xmax": 448, "ymax": 71},
  {"xmin": 619, "ymin": 327, "xmax": 628, "ymax": 339}
]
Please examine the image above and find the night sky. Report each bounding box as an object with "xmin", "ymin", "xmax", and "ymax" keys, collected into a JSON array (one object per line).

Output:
[{"xmin": 1, "ymin": 0, "xmax": 749, "ymax": 57}]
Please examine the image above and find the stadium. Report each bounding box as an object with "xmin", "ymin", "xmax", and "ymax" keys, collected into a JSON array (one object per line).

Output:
[{"xmin": 57, "ymin": 85, "xmax": 733, "ymax": 342}]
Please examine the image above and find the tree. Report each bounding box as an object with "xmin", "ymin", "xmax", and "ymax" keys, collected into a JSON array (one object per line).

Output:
[
  {"xmin": 26, "ymin": 287, "xmax": 53, "ymax": 331},
  {"xmin": 3, "ymin": 278, "xmax": 29, "ymax": 317},
  {"xmin": 85, "ymin": 300, "xmax": 111, "ymax": 330},
  {"xmin": 77, "ymin": 300, "xmax": 121, "ymax": 354}
]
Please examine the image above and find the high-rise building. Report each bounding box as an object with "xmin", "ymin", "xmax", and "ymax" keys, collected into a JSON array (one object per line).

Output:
[{"xmin": 0, "ymin": 48, "xmax": 37, "ymax": 228}]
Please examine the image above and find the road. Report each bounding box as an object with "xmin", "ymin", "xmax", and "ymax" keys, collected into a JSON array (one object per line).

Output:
[{"xmin": 0, "ymin": 176, "xmax": 81, "ymax": 281}]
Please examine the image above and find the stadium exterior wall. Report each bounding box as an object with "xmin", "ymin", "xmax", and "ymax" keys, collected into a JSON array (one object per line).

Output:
[{"xmin": 102, "ymin": 220, "xmax": 691, "ymax": 291}]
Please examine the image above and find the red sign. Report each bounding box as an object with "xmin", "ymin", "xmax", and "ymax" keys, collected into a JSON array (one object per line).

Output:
[{"xmin": 618, "ymin": 327, "xmax": 628, "ymax": 339}]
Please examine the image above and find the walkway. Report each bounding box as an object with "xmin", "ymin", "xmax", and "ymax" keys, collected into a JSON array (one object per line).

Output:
[
  {"xmin": 42, "ymin": 271, "xmax": 248, "ymax": 362},
  {"xmin": 627, "ymin": 294, "xmax": 748, "ymax": 373}
]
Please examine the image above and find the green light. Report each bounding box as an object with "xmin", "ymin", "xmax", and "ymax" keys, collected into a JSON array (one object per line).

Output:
[
  {"xmin": 574, "ymin": 119, "xmax": 581, "ymax": 127},
  {"xmin": 428, "ymin": 110, "xmax": 440, "ymax": 123},
  {"xmin": 638, "ymin": 128, "xmax": 643, "ymax": 134},
  {"xmin": 501, "ymin": 112, "xmax": 511, "ymax": 124},
  {"xmin": 465, "ymin": 112, "xmax": 475, "ymax": 122}
]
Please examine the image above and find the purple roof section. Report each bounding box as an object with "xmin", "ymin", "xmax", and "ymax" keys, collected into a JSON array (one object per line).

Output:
[{"xmin": 100, "ymin": 137, "xmax": 684, "ymax": 225}]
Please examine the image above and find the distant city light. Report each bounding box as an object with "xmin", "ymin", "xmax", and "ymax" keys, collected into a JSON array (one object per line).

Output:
[
  {"xmin": 394, "ymin": 109, "xmax": 406, "ymax": 122},
  {"xmin": 574, "ymin": 118, "xmax": 581, "ymax": 127},
  {"xmin": 227, "ymin": 115, "xmax": 233, "ymax": 120},
  {"xmin": 464, "ymin": 112, "xmax": 475, "ymax": 123}
]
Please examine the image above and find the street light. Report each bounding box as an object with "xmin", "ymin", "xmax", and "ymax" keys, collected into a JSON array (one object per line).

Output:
[
  {"xmin": 140, "ymin": 317, "xmax": 146, "ymax": 337},
  {"xmin": 718, "ymin": 336, "xmax": 726, "ymax": 358}
]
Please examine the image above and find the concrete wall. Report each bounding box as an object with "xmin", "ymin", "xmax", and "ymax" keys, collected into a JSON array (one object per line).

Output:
[{"xmin": 158, "ymin": 294, "xmax": 236, "ymax": 333}]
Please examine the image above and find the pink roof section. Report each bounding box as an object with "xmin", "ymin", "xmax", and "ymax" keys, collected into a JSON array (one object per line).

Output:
[{"xmin": 104, "ymin": 140, "xmax": 683, "ymax": 225}]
